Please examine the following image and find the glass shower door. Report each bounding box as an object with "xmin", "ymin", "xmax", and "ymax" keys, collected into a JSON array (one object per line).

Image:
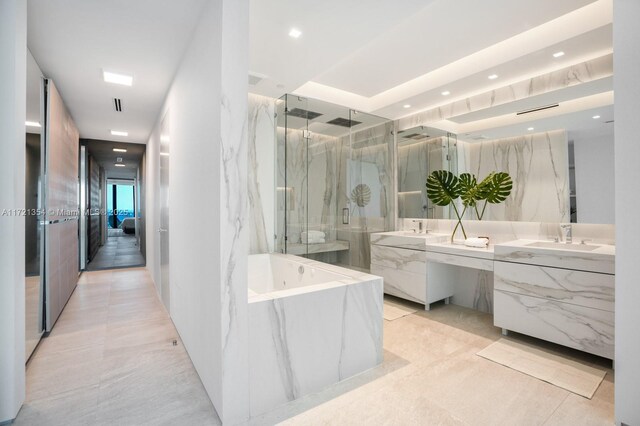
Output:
[{"xmin": 340, "ymin": 110, "xmax": 395, "ymax": 271}]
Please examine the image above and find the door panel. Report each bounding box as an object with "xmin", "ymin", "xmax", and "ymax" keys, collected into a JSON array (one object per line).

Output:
[{"xmin": 43, "ymin": 79, "xmax": 79, "ymax": 331}]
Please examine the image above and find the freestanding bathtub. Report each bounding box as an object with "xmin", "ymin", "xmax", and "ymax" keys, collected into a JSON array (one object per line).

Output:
[{"xmin": 248, "ymin": 253, "xmax": 383, "ymax": 416}]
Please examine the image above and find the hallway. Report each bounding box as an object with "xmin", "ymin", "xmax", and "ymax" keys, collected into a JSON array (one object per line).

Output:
[
  {"xmin": 16, "ymin": 269, "xmax": 219, "ymax": 426},
  {"xmin": 86, "ymin": 230, "xmax": 145, "ymax": 271}
]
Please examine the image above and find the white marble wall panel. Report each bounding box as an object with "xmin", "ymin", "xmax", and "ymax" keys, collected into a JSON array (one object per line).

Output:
[
  {"xmin": 494, "ymin": 290, "xmax": 614, "ymax": 359},
  {"xmin": 460, "ymin": 130, "xmax": 570, "ymax": 223},
  {"xmin": 398, "ymin": 55, "xmax": 613, "ymax": 131},
  {"xmin": 494, "ymin": 261, "xmax": 614, "ymax": 312},
  {"xmin": 248, "ymin": 278, "xmax": 383, "ymax": 416},
  {"xmin": 248, "ymin": 94, "xmax": 276, "ymax": 254}
]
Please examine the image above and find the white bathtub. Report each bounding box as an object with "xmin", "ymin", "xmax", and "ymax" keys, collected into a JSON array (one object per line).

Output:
[{"xmin": 247, "ymin": 253, "xmax": 383, "ymax": 417}]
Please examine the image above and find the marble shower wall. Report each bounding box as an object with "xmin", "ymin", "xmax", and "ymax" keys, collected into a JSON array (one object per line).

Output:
[
  {"xmin": 248, "ymin": 93, "xmax": 276, "ymax": 254},
  {"xmin": 458, "ymin": 130, "xmax": 570, "ymax": 223}
]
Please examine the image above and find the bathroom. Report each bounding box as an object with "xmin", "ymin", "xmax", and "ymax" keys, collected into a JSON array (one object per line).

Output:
[
  {"xmin": 4, "ymin": 0, "xmax": 636, "ymax": 425},
  {"xmin": 245, "ymin": 13, "xmax": 616, "ymax": 421}
]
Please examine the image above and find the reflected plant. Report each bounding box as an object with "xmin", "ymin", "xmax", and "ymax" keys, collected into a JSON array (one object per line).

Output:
[{"xmin": 426, "ymin": 170, "xmax": 513, "ymax": 242}]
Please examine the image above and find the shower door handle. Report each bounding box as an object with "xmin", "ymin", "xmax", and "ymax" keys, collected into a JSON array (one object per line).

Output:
[{"xmin": 342, "ymin": 208, "xmax": 350, "ymax": 225}]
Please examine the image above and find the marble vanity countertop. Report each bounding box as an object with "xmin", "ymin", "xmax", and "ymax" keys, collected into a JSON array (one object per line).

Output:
[
  {"xmin": 494, "ymin": 239, "xmax": 615, "ymax": 274},
  {"xmin": 424, "ymin": 242, "xmax": 495, "ymax": 260},
  {"xmin": 370, "ymin": 231, "xmax": 448, "ymax": 251}
]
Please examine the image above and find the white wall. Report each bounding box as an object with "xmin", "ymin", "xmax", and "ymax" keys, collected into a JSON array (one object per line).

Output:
[
  {"xmin": 145, "ymin": 0, "xmax": 250, "ymax": 423},
  {"xmin": 0, "ymin": 0, "xmax": 26, "ymax": 421},
  {"xmin": 614, "ymin": 1, "xmax": 640, "ymax": 424},
  {"xmin": 573, "ymin": 129, "xmax": 615, "ymax": 224}
]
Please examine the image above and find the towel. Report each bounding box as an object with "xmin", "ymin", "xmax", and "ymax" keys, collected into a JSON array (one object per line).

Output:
[
  {"xmin": 464, "ymin": 237, "xmax": 489, "ymax": 248},
  {"xmin": 301, "ymin": 230, "xmax": 325, "ymax": 240}
]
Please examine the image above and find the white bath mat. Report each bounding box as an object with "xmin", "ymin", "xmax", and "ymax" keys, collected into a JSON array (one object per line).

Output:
[
  {"xmin": 383, "ymin": 299, "xmax": 417, "ymax": 321},
  {"xmin": 477, "ymin": 339, "xmax": 606, "ymax": 399}
]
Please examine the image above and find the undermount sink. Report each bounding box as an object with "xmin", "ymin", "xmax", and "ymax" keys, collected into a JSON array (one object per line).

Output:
[
  {"xmin": 402, "ymin": 231, "xmax": 432, "ymax": 236},
  {"xmin": 525, "ymin": 241, "xmax": 600, "ymax": 251}
]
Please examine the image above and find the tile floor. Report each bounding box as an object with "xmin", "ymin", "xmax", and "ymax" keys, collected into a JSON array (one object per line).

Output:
[
  {"xmin": 18, "ymin": 270, "xmax": 614, "ymax": 425},
  {"xmin": 16, "ymin": 268, "xmax": 219, "ymax": 426},
  {"xmin": 86, "ymin": 230, "xmax": 145, "ymax": 271}
]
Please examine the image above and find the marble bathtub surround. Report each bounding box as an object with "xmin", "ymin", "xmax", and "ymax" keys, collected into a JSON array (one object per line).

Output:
[
  {"xmin": 248, "ymin": 254, "xmax": 383, "ymax": 416},
  {"xmin": 397, "ymin": 54, "xmax": 613, "ymax": 132}
]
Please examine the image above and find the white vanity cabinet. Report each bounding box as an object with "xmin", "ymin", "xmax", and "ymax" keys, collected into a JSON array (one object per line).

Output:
[
  {"xmin": 493, "ymin": 245, "xmax": 615, "ymax": 359},
  {"xmin": 369, "ymin": 232, "xmax": 451, "ymax": 309},
  {"xmin": 370, "ymin": 245, "xmax": 428, "ymax": 304}
]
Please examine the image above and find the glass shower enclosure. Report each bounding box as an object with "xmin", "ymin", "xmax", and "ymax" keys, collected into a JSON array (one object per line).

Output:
[{"xmin": 276, "ymin": 94, "xmax": 395, "ymax": 272}]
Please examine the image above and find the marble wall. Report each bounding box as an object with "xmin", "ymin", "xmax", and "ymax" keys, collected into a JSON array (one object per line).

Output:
[
  {"xmin": 458, "ymin": 130, "xmax": 570, "ymax": 223},
  {"xmin": 248, "ymin": 93, "xmax": 276, "ymax": 254}
]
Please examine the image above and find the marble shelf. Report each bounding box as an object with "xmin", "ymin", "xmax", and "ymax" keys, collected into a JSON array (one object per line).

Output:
[{"xmin": 286, "ymin": 239, "xmax": 350, "ymax": 255}]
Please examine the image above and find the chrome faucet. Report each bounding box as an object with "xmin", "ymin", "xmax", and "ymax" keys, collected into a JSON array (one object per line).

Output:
[{"xmin": 560, "ymin": 224, "xmax": 572, "ymax": 244}]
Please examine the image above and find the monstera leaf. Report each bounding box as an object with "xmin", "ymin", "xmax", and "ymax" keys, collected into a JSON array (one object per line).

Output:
[
  {"xmin": 459, "ymin": 173, "xmax": 480, "ymax": 208},
  {"xmin": 426, "ymin": 170, "xmax": 461, "ymax": 206},
  {"xmin": 480, "ymin": 172, "xmax": 513, "ymax": 204}
]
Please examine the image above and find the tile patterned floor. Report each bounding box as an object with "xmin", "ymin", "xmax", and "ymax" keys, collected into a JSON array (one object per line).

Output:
[
  {"xmin": 86, "ymin": 231, "xmax": 145, "ymax": 271},
  {"xmin": 17, "ymin": 273, "xmax": 614, "ymax": 425},
  {"xmin": 16, "ymin": 268, "xmax": 219, "ymax": 426}
]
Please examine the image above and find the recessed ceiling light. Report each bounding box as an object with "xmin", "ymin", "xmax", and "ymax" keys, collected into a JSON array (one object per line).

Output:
[
  {"xmin": 160, "ymin": 152, "xmax": 170, "ymax": 156},
  {"xmin": 488, "ymin": 74, "xmax": 498, "ymax": 80},
  {"xmin": 111, "ymin": 130, "xmax": 128, "ymax": 137},
  {"xmin": 114, "ymin": 164, "xmax": 125, "ymax": 167},
  {"xmin": 592, "ymin": 115, "xmax": 601, "ymax": 119},
  {"xmin": 403, "ymin": 104, "xmax": 411, "ymax": 109},
  {"xmin": 441, "ymin": 91, "xmax": 450, "ymax": 96},
  {"xmin": 103, "ymin": 71, "xmax": 133, "ymax": 86},
  {"xmin": 527, "ymin": 127, "xmax": 535, "ymax": 131},
  {"xmin": 25, "ymin": 121, "xmax": 41, "ymax": 127},
  {"xmin": 113, "ymin": 148, "xmax": 127, "ymax": 153},
  {"xmin": 288, "ymin": 28, "xmax": 302, "ymax": 38},
  {"xmin": 552, "ymin": 51, "xmax": 565, "ymax": 58}
]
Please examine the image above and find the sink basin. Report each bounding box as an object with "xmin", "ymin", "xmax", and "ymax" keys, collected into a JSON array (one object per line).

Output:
[{"xmin": 525, "ymin": 241, "xmax": 600, "ymax": 251}]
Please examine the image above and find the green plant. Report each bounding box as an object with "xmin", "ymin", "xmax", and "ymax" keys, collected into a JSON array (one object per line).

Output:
[{"xmin": 426, "ymin": 170, "xmax": 513, "ymax": 242}]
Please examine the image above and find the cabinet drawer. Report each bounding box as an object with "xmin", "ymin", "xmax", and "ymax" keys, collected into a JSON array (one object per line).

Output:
[
  {"xmin": 370, "ymin": 245, "xmax": 426, "ymax": 275},
  {"xmin": 494, "ymin": 261, "xmax": 614, "ymax": 312},
  {"xmin": 494, "ymin": 290, "xmax": 614, "ymax": 359},
  {"xmin": 371, "ymin": 264, "xmax": 426, "ymax": 304}
]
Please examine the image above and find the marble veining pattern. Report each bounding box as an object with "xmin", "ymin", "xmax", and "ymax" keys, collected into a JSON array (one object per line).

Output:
[
  {"xmin": 248, "ymin": 258, "xmax": 383, "ymax": 416},
  {"xmin": 398, "ymin": 54, "xmax": 613, "ymax": 131},
  {"xmin": 494, "ymin": 261, "xmax": 614, "ymax": 312},
  {"xmin": 494, "ymin": 290, "xmax": 614, "ymax": 359},
  {"xmin": 459, "ymin": 130, "xmax": 570, "ymax": 223},
  {"xmin": 248, "ymin": 93, "xmax": 276, "ymax": 254}
]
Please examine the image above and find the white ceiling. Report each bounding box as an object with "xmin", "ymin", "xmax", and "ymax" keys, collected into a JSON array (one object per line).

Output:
[
  {"xmin": 27, "ymin": 0, "xmax": 207, "ymax": 144},
  {"xmin": 249, "ymin": 0, "xmax": 613, "ymax": 147}
]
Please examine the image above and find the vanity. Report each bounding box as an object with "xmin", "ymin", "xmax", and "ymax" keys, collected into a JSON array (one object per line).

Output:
[
  {"xmin": 370, "ymin": 231, "xmax": 616, "ymax": 359},
  {"xmin": 494, "ymin": 240, "xmax": 615, "ymax": 359}
]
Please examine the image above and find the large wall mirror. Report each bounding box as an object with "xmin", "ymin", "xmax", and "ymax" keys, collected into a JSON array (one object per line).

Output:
[{"xmin": 398, "ymin": 104, "xmax": 615, "ymax": 225}]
